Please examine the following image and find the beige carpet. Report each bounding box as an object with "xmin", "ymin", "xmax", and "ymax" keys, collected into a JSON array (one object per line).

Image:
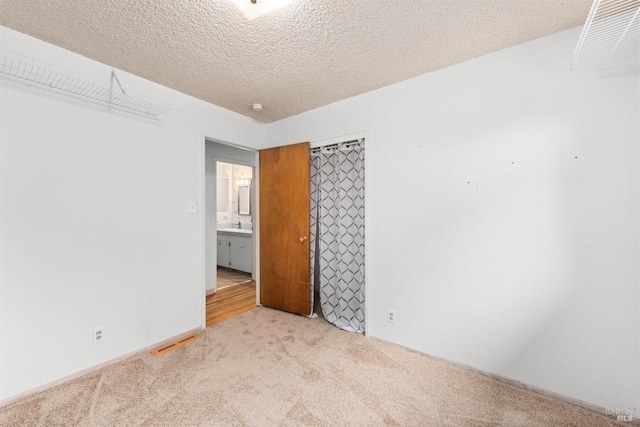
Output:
[{"xmin": 0, "ymin": 307, "xmax": 623, "ymax": 426}]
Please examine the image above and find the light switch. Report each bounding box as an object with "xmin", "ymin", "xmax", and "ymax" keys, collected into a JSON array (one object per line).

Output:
[{"xmin": 187, "ymin": 200, "xmax": 197, "ymax": 214}]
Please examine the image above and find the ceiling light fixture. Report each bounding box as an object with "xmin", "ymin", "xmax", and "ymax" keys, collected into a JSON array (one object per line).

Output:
[{"xmin": 230, "ymin": 0, "xmax": 294, "ymax": 20}]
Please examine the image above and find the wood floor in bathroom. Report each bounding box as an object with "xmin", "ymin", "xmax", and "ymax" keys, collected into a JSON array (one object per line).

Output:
[
  {"xmin": 206, "ymin": 268, "xmax": 257, "ymax": 327},
  {"xmin": 216, "ymin": 267, "xmax": 252, "ymax": 289}
]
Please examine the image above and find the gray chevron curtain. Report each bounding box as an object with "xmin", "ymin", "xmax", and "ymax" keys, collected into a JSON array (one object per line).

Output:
[{"xmin": 310, "ymin": 139, "xmax": 365, "ymax": 333}]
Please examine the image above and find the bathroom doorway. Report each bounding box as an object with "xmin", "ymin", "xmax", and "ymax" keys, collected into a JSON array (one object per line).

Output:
[
  {"xmin": 204, "ymin": 139, "xmax": 258, "ymax": 327},
  {"xmin": 214, "ymin": 161, "xmax": 254, "ymax": 290}
]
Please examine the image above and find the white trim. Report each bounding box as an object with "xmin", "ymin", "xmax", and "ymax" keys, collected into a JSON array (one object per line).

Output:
[
  {"xmin": 254, "ymin": 151, "xmax": 261, "ymax": 306},
  {"xmin": 201, "ymin": 132, "xmax": 262, "ymax": 152},
  {"xmin": 199, "ymin": 132, "xmax": 207, "ymax": 329},
  {"xmin": 0, "ymin": 328, "xmax": 202, "ymax": 410},
  {"xmin": 370, "ymin": 336, "xmax": 636, "ymax": 423},
  {"xmin": 362, "ymin": 128, "xmax": 371, "ymax": 338},
  {"xmin": 209, "ymin": 157, "xmax": 218, "ymax": 295}
]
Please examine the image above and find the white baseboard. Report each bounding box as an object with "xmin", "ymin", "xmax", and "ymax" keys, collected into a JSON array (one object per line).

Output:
[
  {"xmin": 0, "ymin": 327, "xmax": 202, "ymax": 409},
  {"xmin": 370, "ymin": 337, "xmax": 639, "ymax": 425}
]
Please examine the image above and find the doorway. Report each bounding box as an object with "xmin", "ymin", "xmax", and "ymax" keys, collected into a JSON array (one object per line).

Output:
[
  {"xmin": 214, "ymin": 160, "xmax": 254, "ymax": 288},
  {"xmin": 204, "ymin": 139, "xmax": 258, "ymax": 327},
  {"xmin": 310, "ymin": 138, "xmax": 365, "ymax": 332}
]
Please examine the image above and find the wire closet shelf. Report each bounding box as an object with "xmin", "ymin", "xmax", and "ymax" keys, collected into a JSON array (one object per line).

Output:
[
  {"xmin": 571, "ymin": 0, "xmax": 640, "ymax": 69},
  {"xmin": 0, "ymin": 51, "xmax": 170, "ymax": 119}
]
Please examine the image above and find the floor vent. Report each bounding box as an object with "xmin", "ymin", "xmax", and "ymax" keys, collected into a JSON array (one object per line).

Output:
[{"xmin": 151, "ymin": 334, "xmax": 200, "ymax": 356}]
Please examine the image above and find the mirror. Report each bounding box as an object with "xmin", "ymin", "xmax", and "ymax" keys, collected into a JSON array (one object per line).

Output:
[{"xmin": 238, "ymin": 184, "xmax": 251, "ymax": 215}]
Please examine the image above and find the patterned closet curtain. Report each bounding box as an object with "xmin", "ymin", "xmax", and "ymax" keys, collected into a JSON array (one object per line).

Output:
[{"xmin": 310, "ymin": 139, "xmax": 365, "ymax": 333}]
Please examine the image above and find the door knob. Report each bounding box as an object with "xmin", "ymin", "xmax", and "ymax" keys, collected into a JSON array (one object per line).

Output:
[{"xmin": 299, "ymin": 236, "xmax": 307, "ymax": 242}]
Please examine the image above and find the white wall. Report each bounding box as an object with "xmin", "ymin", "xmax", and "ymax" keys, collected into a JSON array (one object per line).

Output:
[
  {"xmin": 268, "ymin": 27, "xmax": 640, "ymax": 415},
  {"xmin": 0, "ymin": 26, "xmax": 266, "ymax": 402},
  {"xmin": 2, "ymin": 22, "xmax": 638, "ymax": 416}
]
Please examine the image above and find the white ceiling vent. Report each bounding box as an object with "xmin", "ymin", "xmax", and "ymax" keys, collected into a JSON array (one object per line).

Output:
[{"xmin": 571, "ymin": 0, "xmax": 640, "ymax": 69}]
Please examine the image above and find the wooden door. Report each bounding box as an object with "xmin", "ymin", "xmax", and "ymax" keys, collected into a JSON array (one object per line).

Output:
[{"xmin": 260, "ymin": 142, "xmax": 311, "ymax": 315}]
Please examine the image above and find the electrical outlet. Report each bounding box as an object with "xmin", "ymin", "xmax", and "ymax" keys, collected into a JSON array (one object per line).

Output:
[
  {"xmin": 92, "ymin": 327, "xmax": 104, "ymax": 344},
  {"xmin": 387, "ymin": 309, "xmax": 396, "ymax": 324}
]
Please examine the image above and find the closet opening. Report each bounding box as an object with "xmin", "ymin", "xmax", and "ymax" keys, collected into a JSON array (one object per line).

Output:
[{"xmin": 310, "ymin": 138, "xmax": 365, "ymax": 333}]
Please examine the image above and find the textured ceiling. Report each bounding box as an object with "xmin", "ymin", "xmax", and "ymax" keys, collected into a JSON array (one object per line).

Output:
[{"xmin": 0, "ymin": 0, "xmax": 591, "ymax": 123}]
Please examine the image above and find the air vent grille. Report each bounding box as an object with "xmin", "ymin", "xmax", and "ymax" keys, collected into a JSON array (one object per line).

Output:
[
  {"xmin": 571, "ymin": 0, "xmax": 640, "ymax": 69},
  {"xmin": 151, "ymin": 334, "xmax": 200, "ymax": 356}
]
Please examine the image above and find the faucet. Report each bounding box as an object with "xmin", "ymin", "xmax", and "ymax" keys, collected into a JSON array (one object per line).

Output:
[{"xmin": 236, "ymin": 220, "xmax": 242, "ymax": 229}]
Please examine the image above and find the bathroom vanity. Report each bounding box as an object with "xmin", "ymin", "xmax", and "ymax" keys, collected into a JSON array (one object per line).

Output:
[{"xmin": 217, "ymin": 228, "xmax": 253, "ymax": 273}]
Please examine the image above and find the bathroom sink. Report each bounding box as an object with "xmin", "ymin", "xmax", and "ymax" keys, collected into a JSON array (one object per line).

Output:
[{"xmin": 217, "ymin": 228, "xmax": 252, "ymax": 234}]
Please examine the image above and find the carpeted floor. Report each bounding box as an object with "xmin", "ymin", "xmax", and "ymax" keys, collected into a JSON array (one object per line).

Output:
[{"xmin": 0, "ymin": 307, "xmax": 623, "ymax": 426}]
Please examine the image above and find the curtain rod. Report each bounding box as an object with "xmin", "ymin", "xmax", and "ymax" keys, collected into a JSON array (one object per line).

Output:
[{"xmin": 310, "ymin": 138, "xmax": 364, "ymax": 155}]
